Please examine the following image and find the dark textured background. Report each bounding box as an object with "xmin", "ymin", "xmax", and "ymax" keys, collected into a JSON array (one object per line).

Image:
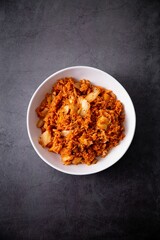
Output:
[{"xmin": 0, "ymin": 0, "xmax": 160, "ymax": 239}]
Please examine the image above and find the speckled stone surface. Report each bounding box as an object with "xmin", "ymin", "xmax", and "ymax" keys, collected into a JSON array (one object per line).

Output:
[{"xmin": 0, "ymin": 0, "xmax": 160, "ymax": 239}]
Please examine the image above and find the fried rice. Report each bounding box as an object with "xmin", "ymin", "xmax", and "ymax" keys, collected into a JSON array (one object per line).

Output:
[{"xmin": 36, "ymin": 77, "xmax": 125, "ymax": 165}]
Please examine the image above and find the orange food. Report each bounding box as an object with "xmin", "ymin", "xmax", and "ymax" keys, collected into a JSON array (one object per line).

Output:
[{"xmin": 36, "ymin": 78, "xmax": 125, "ymax": 165}]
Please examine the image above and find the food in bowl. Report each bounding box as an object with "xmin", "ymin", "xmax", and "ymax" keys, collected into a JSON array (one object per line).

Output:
[{"xmin": 36, "ymin": 77, "xmax": 125, "ymax": 165}]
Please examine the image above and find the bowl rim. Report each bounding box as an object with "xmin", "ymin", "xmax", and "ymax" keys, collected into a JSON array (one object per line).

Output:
[{"xmin": 27, "ymin": 66, "xmax": 136, "ymax": 175}]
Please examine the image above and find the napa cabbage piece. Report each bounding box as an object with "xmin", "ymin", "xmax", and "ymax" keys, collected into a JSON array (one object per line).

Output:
[
  {"xmin": 60, "ymin": 148, "xmax": 73, "ymax": 163},
  {"xmin": 63, "ymin": 105, "xmax": 69, "ymax": 114},
  {"xmin": 74, "ymin": 82, "xmax": 81, "ymax": 89},
  {"xmin": 85, "ymin": 87, "xmax": 100, "ymax": 102},
  {"xmin": 61, "ymin": 130, "xmax": 72, "ymax": 137},
  {"xmin": 79, "ymin": 134, "xmax": 93, "ymax": 146},
  {"xmin": 78, "ymin": 98, "xmax": 90, "ymax": 117},
  {"xmin": 40, "ymin": 107, "xmax": 48, "ymax": 117},
  {"xmin": 97, "ymin": 116, "xmax": 110, "ymax": 130},
  {"xmin": 36, "ymin": 119, "xmax": 44, "ymax": 128},
  {"xmin": 39, "ymin": 130, "xmax": 51, "ymax": 147}
]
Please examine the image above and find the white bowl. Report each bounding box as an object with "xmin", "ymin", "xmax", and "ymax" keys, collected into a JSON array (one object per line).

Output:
[{"xmin": 27, "ymin": 66, "xmax": 136, "ymax": 175}]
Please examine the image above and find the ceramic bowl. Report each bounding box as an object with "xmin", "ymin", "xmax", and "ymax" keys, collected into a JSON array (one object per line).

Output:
[{"xmin": 27, "ymin": 66, "xmax": 136, "ymax": 175}]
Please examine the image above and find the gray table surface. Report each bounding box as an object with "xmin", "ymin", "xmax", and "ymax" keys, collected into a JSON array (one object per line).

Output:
[{"xmin": 0, "ymin": 0, "xmax": 160, "ymax": 239}]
